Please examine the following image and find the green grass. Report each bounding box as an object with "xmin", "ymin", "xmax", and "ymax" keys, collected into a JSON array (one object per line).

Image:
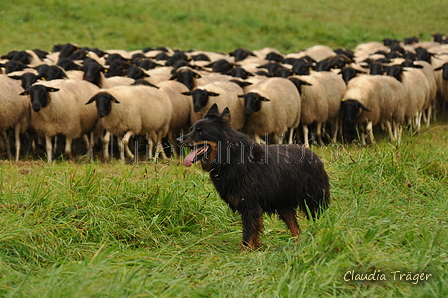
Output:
[
  {"xmin": 0, "ymin": 125, "xmax": 447, "ymax": 297},
  {"xmin": 0, "ymin": 0, "xmax": 447, "ymax": 296},
  {"xmin": 0, "ymin": 0, "xmax": 447, "ymax": 54}
]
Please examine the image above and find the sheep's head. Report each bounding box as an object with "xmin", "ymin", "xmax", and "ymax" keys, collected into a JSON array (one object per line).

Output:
[
  {"xmin": 182, "ymin": 89, "xmax": 220, "ymax": 113},
  {"xmin": 20, "ymin": 84, "xmax": 60, "ymax": 112},
  {"xmin": 340, "ymin": 99, "xmax": 370, "ymax": 127},
  {"xmin": 238, "ymin": 92, "xmax": 270, "ymax": 117},
  {"xmin": 85, "ymin": 91, "xmax": 119, "ymax": 118}
]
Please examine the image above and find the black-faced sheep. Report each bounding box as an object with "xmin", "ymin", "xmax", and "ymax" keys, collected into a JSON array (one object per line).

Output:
[
  {"xmin": 0, "ymin": 75, "xmax": 31, "ymax": 161},
  {"xmin": 156, "ymin": 80, "xmax": 192, "ymax": 149},
  {"xmin": 385, "ymin": 65, "xmax": 429, "ymax": 132},
  {"xmin": 340, "ymin": 75, "xmax": 405, "ymax": 146},
  {"xmin": 289, "ymin": 71, "xmax": 345, "ymax": 147},
  {"xmin": 182, "ymin": 81, "xmax": 245, "ymax": 131},
  {"xmin": 86, "ymin": 85, "xmax": 172, "ymax": 162},
  {"xmin": 20, "ymin": 79, "xmax": 101, "ymax": 162},
  {"xmin": 238, "ymin": 77, "xmax": 301, "ymax": 144}
]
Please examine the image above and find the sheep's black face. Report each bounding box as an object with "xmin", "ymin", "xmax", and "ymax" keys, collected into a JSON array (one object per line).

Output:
[
  {"xmin": 182, "ymin": 89, "xmax": 220, "ymax": 113},
  {"xmin": 85, "ymin": 92, "xmax": 117, "ymax": 118},
  {"xmin": 83, "ymin": 62, "xmax": 103, "ymax": 87},
  {"xmin": 20, "ymin": 84, "xmax": 58, "ymax": 112},
  {"xmin": 238, "ymin": 92, "xmax": 269, "ymax": 117},
  {"xmin": 340, "ymin": 99, "xmax": 370, "ymax": 128},
  {"xmin": 191, "ymin": 89, "xmax": 210, "ymax": 112}
]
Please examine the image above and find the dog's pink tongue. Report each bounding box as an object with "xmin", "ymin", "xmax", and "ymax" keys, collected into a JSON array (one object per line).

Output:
[{"xmin": 183, "ymin": 147, "xmax": 201, "ymax": 167}]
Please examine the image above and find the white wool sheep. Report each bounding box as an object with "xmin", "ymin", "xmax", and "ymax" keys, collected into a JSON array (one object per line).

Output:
[
  {"xmin": 286, "ymin": 45, "xmax": 336, "ymax": 62},
  {"xmin": 183, "ymin": 81, "xmax": 246, "ymax": 131},
  {"xmin": 20, "ymin": 79, "xmax": 101, "ymax": 162},
  {"xmin": 385, "ymin": 65, "xmax": 429, "ymax": 132},
  {"xmin": 341, "ymin": 75, "xmax": 405, "ymax": 146},
  {"xmin": 156, "ymin": 80, "xmax": 192, "ymax": 148},
  {"xmin": 0, "ymin": 75, "xmax": 31, "ymax": 161},
  {"xmin": 290, "ymin": 71, "xmax": 345, "ymax": 147},
  {"xmin": 414, "ymin": 60, "xmax": 438, "ymax": 126},
  {"xmin": 239, "ymin": 77, "xmax": 301, "ymax": 144},
  {"xmin": 86, "ymin": 85, "xmax": 173, "ymax": 162}
]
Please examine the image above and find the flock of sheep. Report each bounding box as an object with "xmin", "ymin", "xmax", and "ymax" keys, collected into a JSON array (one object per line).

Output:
[{"xmin": 1, "ymin": 33, "xmax": 448, "ymax": 162}]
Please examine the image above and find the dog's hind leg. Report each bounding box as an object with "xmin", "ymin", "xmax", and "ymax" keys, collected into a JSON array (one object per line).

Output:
[
  {"xmin": 278, "ymin": 209, "xmax": 301, "ymax": 239},
  {"xmin": 241, "ymin": 207, "xmax": 264, "ymax": 250}
]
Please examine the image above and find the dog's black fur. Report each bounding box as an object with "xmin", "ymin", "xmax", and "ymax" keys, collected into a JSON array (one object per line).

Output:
[{"xmin": 176, "ymin": 104, "xmax": 330, "ymax": 250}]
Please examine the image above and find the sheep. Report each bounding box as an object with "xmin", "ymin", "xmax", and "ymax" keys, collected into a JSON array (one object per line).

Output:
[
  {"xmin": 0, "ymin": 75, "xmax": 31, "ymax": 161},
  {"xmin": 385, "ymin": 64, "xmax": 429, "ymax": 132},
  {"xmin": 340, "ymin": 75, "xmax": 405, "ymax": 146},
  {"xmin": 414, "ymin": 60, "xmax": 438, "ymax": 125},
  {"xmin": 156, "ymin": 80, "xmax": 192, "ymax": 150},
  {"xmin": 286, "ymin": 45, "xmax": 336, "ymax": 62},
  {"xmin": 85, "ymin": 85, "xmax": 173, "ymax": 162},
  {"xmin": 238, "ymin": 77, "xmax": 301, "ymax": 144},
  {"xmin": 289, "ymin": 71, "xmax": 345, "ymax": 147},
  {"xmin": 20, "ymin": 79, "xmax": 101, "ymax": 162},
  {"xmin": 181, "ymin": 81, "xmax": 245, "ymax": 131},
  {"xmin": 434, "ymin": 61, "xmax": 448, "ymax": 112},
  {"xmin": 83, "ymin": 58, "xmax": 134, "ymax": 88}
]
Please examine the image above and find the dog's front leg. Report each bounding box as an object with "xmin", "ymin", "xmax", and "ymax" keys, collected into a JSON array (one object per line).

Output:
[{"xmin": 240, "ymin": 206, "xmax": 264, "ymax": 251}]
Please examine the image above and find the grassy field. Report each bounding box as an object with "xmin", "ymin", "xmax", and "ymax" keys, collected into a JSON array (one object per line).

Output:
[
  {"xmin": 1, "ymin": 0, "xmax": 448, "ymax": 54},
  {"xmin": 1, "ymin": 0, "xmax": 448, "ymax": 297},
  {"xmin": 0, "ymin": 125, "xmax": 447, "ymax": 297}
]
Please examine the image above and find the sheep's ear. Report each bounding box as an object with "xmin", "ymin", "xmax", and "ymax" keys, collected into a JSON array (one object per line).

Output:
[
  {"xmin": 47, "ymin": 87, "xmax": 60, "ymax": 93},
  {"xmin": 259, "ymin": 95, "xmax": 270, "ymax": 101},
  {"xmin": 204, "ymin": 103, "xmax": 219, "ymax": 119},
  {"xmin": 110, "ymin": 95, "xmax": 120, "ymax": 103},
  {"xmin": 85, "ymin": 96, "xmax": 96, "ymax": 105},
  {"xmin": 237, "ymin": 94, "xmax": 246, "ymax": 98},
  {"xmin": 181, "ymin": 91, "xmax": 192, "ymax": 96},
  {"xmin": 207, "ymin": 91, "xmax": 220, "ymax": 97},
  {"xmin": 194, "ymin": 72, "xmax": 202, "ymax": 78},
  {"xmin": 19, "ymin": 91, "xmax": 29, "ymax": 96},
  {"xmin": 358, "ymin": 102, "xmax": 370, "ymax": 112}
]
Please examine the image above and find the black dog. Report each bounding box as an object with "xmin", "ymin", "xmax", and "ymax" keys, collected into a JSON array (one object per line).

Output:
[{"xmin": 176, "ymin": 104, "xmax": 330, "ymax": 250}]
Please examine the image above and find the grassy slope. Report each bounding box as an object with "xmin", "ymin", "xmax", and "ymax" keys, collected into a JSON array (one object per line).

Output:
[
  {"xmin": 1, "ymin": 0, "xmax": 448, "ymax": 53},
  {"xmin": 0, "ymin": 0, "xmax": 447, "ymax": 297}
]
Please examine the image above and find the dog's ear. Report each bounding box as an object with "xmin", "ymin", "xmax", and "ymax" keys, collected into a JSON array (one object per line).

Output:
[
  {"xmin": 219, "ymin": 107, "xmax": 232, "ymax": 127},
  {"xmin": 204, "ymin": 103, "xmax": 220, "ymax": 119}
]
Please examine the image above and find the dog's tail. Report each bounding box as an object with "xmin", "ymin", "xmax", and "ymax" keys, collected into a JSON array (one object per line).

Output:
[{"xmin": 303, "ymin": 173, "xmax": 331, "ymax": 220}]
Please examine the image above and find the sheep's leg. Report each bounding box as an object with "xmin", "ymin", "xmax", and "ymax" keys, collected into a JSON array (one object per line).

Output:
[
  {"xmin": 156, "ymin": 133, "xmax": 168, "ymax": 160},
  {"xmin": 366, "ymin": 121, "xmax": 375, "ymax": 145},
  {"xmin": 121, "ymin": 131, "xmax": 135, "ymax": 162},
  {"xmin": 1, "ymin": 130, "xmax": 13, "ymax": 160},
  {"xmin": 303, "ymin": 125, "xmax": 310, "ymax": 148},
  {"xmin": 64, "ymin": 137, "xmax": 73, "ymax": 159},
  {"xmin": 14, "ymin": 123, "xmax": 21, "ymax": 162},
  {"xmin": 384, "ymin": 121, "xmax": 395, "ymax": 141},
  {"xmin": 102, "ymin": 131, "xmax": 111, "ymax": 161},
  {"xmin": 45, "ymin": 135, "xmax": 53, "ymax": 163},
  {"xmin": 316, "ymin": 122, "xmax": 324, "ymax": 146},
  {"xmin": 425, "ymin": 106, "xmax": 432, "ymax": 127},
  {"xmin": 359, "ymin": 125, "xmax": 367, "ymax": 147},
  {"xmin": 331, "ymin": 120, "xmax": 339, "ymax": 143},
  {"xmin": 287, "ymin": 128, "xmax": 295, "ymax": 144},
  {"xmin": 276, "ymin": 133, "xmax": 285, "ymax": 145}
]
